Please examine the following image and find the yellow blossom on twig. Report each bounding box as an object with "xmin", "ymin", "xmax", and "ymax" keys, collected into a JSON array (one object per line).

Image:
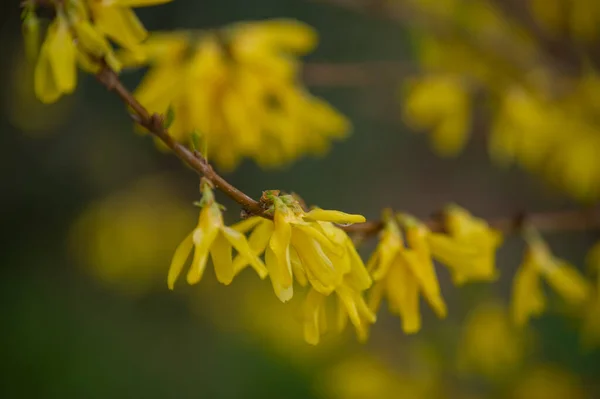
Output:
[
  {"xmin": 428, "ymin": 204, "xmax": 502, "ymax": 285},
  {"xmin": 512, "ymin": 228, "xmax": 592, "ymax": 327},
  {"xmin": 367, "ymin": 211, "xmax": 447, "ymax": 334},
  {"xmin": 28, "ymin": 0, "xmax": 171, "ymax": 103},
  {"xmin": 231, "ymin": 194, "xmax": 373, "ymax": 344},
  {"xmin": 167, "ymin": 180, "xmax": 267, "ymax": 289}
]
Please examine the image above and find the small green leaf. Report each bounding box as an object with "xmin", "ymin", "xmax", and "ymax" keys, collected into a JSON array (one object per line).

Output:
[
  {"xmin": 191, "ymin": 130, "xmax": 209, "ymax": 160},
  {"xmin": 164, "ymin": 105, "xmax": 175, "ymax": 129},
  {"xmin": 191, "ymin": 130, "xmax": 201, "ymax": 151}
]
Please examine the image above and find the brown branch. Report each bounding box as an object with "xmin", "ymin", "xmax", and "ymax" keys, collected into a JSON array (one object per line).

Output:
[
  {"xmin": 94, "ymin": 65, "xmax": 600, "ymax": 239},
  {"xmin": 303, "ymin": 61, "xmax": 416, "ymax": 87},
  {"xmin": 311, "ymin": 0, "xmax": 574, "ymax": 85},
  {"xmin": 95, "ymin": 66, "xmax": 266, "ymax": 217},
  {"xmin": 343, "ymin": 207, "xmax": 600, "ymax": 238}
]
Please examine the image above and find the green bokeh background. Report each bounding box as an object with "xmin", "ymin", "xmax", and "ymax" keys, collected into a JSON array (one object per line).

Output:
[{"xmin": 1, "ymin": 1, "xmax": 600, "ymax": 398}]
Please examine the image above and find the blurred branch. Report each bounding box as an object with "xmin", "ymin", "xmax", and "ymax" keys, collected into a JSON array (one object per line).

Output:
[
  {"xmin": 344, "ymin": 207, "xmax": 600, "ymax": 238},
  {"xmin": 303, "ymin": 61, "xmax": 416, "ymax": 87},
  {"xmin": 311, "ymin": 0, "xmax": 575, "ymax": 81},
  {"xmin": 95, "ymin": 66, "xmax": 600, "ymax": 240},
  {"xmin": 488, "ymin": 0, "xmax": 583, "ymax": 74}
]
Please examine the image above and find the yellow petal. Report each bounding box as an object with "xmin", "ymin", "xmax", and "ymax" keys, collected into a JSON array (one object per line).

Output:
[
  {"xmin": 369, "ymin": 225, "xmax": 402, "ymax": 280},
  {"xmin": 221, "ymin": 226, "xmax": 268, "ymax": 279},
  {"xmin": 337, "ymin": 285, "xmax": 376, "ymax": 339},
  {"xmin": 405, "ymin": 226, "xmax": 447, "ymax": 318},
  {"xmin": 302, "ymin": 289, "xmax": 326, "ymax": 345},
  {"xmin": 232, "ymin": 219, "xmax": 273, "ymax": 275},
  {"xmin": 269, "ymin": 209, "xmax": 293, "ymax": 289},
  {"xmin": 367, "ymin": 280, "xmax": 385, "ymax": 314},
  {"xmin": 167, "ymin": 232, "xmax": 193, "ymax": 289},
  {"xmin": 73, "ymin": 20, "xmax": 112, "ymax": 59},
  {"xmin": 34, "ymin": 17, "xmax": 76, "ymax": 103},
  {"xmin": 187, "ymin": 207, "xmax": 220, "ymax": 284},
  {"xmin": 291, "ymin": 230, "xmax": 341, "ymax": 291},
  {"xmin": 544, "ymin": 261, "xmax": 591, "ymax": 305},
  {"xmin": 231, "ymin": 216, "xmax": 265, "ymax": 234},
  {"xmin": 387, "ymin": 263, "xmax": 421, "ymax": 334},
  {"xmin": 210, "ymin": 232, "xmax": 234, "ymax": 285},
  {"xmin": 92, "ymin": 5, "xmax": 147, "ymax": 50},
  {"xmin": 293, "ymin": 223, "xmax": 343, "ymax": 256},
  {"xmin": 304, "ymin": 209, "xmax": 366, "ymax": 224},
  {"xmin": 343, "ymin": 238, "xmax": 373, "ymax": 291},
  {"xmin": 134, "ymin": 64, "xmax": 183, "ymax": 117},
  {"xmin": 34, "ymin": 46, "xmax": 61, "ymax": 104},
  {"xmin": 512, "ymin": 259, "xmax": 545, "ymax": 327},
  {"xmin": 265, "ymin": 246, "xmax": 294, "ymax": 302},
  {"xmin": 290, "ymin": 247, "xmax": 308, "ymax": 287},
  {"xmin": 234, "ymin": 19, "xmax": 317, "ymax": 54}
]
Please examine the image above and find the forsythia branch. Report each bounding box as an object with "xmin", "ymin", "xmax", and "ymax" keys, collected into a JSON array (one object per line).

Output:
[
  {"xmin": 95, "ymin": 65, "xmax": 600, "ymax": 240},
  {"xmin": 344, "ymin": 207, "xmax": 600, "ymax": 237},
  {"xmin": 95, "ymin": 66, "xmax": 266, "ymax": 217}
]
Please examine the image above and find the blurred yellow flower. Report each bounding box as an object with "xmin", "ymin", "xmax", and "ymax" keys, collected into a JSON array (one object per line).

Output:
[
  {"xmin": 457, "ymin": 301, "xmax": 525, "ymax": 379},
  {"xmin": 320, "ymin": 353, "xmax": 435, "ymax": 399},
  {"xmin": 7, "ymin": 51, "xmax": 74, "ymax": 135},
  {"xmin": 512, "ymin": 230, "xmax": 592, "ymax": 327},
  {"xmin": 28, "ymin": 0, "xmax": 170, "ymax": 103},
  {"xmin": 87, "ymin": 0, "xmax": 172, "ymax": 51},
  {"xmin": 368, "ymin": 212, "xmax": 446, "ymax": 334},
  {"xmin": 402, "ymin": 74, "xmax": 471, "ymax": 157},
  {"xmin": 190, "ymin": 275, "xmax": 346, "ymax": 364},
  {"xmin": 69, "ymin": 174, "xmax": 193, "ymax": 296},
  {"xmin": 490, "ymin": 86, "xmax": 600, "ymax": 200},
  {"xmin": 34, "ymin": 9, "xmax": 77, "ymax": 104},
  {"xmin": 529, "ymin": 0, "xmax": 600, "ymax": 42},
  {"xmin": 428, "ymin": 205, "xmax": 502, "ymax": 285},
  {"xmin": 167, "ymin": 180, "xmax": 267, "ymax": 289},
  {"xmin": 231, "ymin": 194, "xmax": 373, "ymax": 344},
  {"xmin": 513, "ymin": 364, "xmax": 586, "ymax": 399},
  {"xmin": 120, "ymin": 20, "xmax": 350, "ymax": 170}
]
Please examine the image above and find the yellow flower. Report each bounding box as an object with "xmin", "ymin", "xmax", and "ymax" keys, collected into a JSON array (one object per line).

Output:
[
  {"xmin": 121, "ymin": 20, "xmax": 350, "ymax": 170},
  {"xmin": 167, "ymin": 181, "xmax": 267, "ymax": 289},
  {"xmin": 34, "ymin": 10, "xmax": 76, "ymax": 104},
  {"xmin": 87, "ymin": 0, "xmax": 172, "ymax": 51},
  {"xmin": 68, "ymin": 174, "xmax": 193, "ymax": 296},
  {"xmin": 427, "ymin": 205, "xmax": 502, "ymax": 285},
  {"xmin": 320, "ymin": 353, "xmax": 436, "ymax": 399},
  {"xmin": 512, "ymin": 231, "xmax": 592, "ymax": 327},
  {"xmin": 457, "ymin": 301, "xmax": 525, "ymax": 380},
  {"xmin": 402, "ymin": 74, "xmax": 471, "ymax": 157},
  {"xmin": 231, "ymin": 194, "xmax": 373, "ymax": 344},
  {"xmin": 31, "ymin": 0, "xmax": 156, "ymax": 103},
  {"xmin": 367, "ymin": 212, "xmax": 446, "ymax": 334},
  {"xmin": 233, "ymin": 195, "xmax": 365, "ymax": 302}
]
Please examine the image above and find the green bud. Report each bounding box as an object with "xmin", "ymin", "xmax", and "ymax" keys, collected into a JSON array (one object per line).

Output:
[{"xmin": 22, "ymin": 11, "xmax": 40, "ymax": 62}]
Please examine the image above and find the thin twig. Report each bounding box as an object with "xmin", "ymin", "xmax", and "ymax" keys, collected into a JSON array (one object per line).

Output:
[
  {"xmin": 93, "ymin": 65, "xmax": 600, "ymax": 238},
  {"xmin": 343, "ymin": 207, "xmax": 600, "ymax": 238},
  {"xmin": 95, "ymin": 66, "xmax": 266, "ymax": 217},
  {"xmin": 303, "ymin": 61, "xmax": 416, "ymax": 87}
]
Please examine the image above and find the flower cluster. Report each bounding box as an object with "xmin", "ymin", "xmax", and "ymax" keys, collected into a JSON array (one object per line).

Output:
[
  {"xmin": 117, "ymin": 20, "xmax": 350, "ymax": 170},
  {"xmin": 168, "ymin": 184, "xmax": 373, "ymax": 344},
  {"xmin": 367, "ymin": 206, "xmax": 500, "ymax": 334},
  {"xmin": 400, "ymin": 0, "xmax": 600, "ymax": 201},
  {"xmin": 512, "ymin": 228, "xmax": 592, "ymax": 327},
  {"xmin": 23, "ymin": 0, "xmax": 172, "ymax": 104}
]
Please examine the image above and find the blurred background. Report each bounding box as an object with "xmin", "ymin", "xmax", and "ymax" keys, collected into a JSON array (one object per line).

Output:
[{"xmin": 2, "ymin": 0, "xmax": 600, "ymax": 398}]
